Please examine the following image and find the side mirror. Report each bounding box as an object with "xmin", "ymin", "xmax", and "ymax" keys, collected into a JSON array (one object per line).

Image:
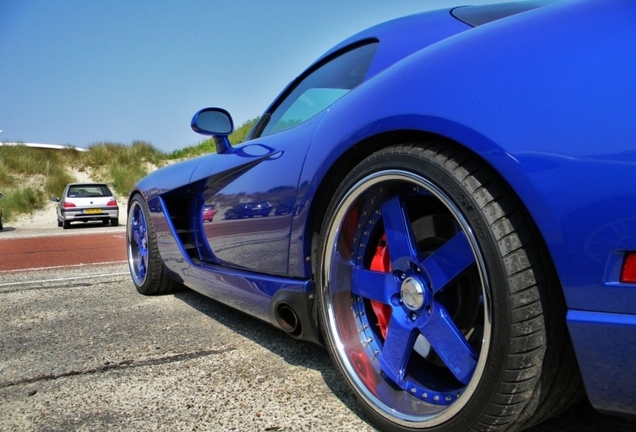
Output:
[
  {"xmin": 0, "ymin": 192, "xmax": 3, "ymax": 199},
  {"xmin": 51, "ymin": 197, "xmax": 60, "ymax": 202},
  {"xmin": 191, "ymin": 107, "xmax": 234, "ymax": 154}
]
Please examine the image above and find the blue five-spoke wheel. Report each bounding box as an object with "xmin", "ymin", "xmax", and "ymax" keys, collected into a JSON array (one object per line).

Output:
[
  {"xmin": 127, "ymin": 199, "xmax": 149, "ymax": 287},
  {"xmin": 127, "ymin": 195, "xmax": 179, "ymax": 295},
  {"xmin": 319, "ymin": 146, "xmax": 497, "ymax": 430}
]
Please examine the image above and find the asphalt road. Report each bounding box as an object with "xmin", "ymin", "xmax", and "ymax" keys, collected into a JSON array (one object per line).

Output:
[{"xmin": 1, "ymin": 224, "xmax": 636, "ymax": 431}]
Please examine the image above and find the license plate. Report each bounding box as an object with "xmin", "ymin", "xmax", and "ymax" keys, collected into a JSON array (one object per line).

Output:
[{"xmin": 83, "ymin": 208, "xmax": 102, "ymax": 215}]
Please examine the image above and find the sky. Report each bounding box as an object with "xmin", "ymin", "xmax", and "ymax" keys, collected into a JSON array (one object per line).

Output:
[{"xmin": 1, "ymin": 0, "xmax": 507, "ymax": 152}]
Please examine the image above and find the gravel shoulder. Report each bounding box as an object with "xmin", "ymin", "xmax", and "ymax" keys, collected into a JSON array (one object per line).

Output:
[{"xmin": 0, "ymin": 264, "xmax": 376, "ymax": 432}]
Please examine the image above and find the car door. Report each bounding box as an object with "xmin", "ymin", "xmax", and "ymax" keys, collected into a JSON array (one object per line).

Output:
[{"xmin": 191, "ymin": 41, "xmax": 379, "ymax": 276}]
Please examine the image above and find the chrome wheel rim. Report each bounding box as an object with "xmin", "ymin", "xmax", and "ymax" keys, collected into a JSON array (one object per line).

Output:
[
  {"xmin": 322, "ymin": 170, "xmax": 492, "ymax": 427},
  {"xmin": 127, "ymin": 200, "xmax": 149, "ymax": 286}
]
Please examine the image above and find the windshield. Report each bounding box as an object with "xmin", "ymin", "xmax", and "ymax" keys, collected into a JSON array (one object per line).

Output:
[{"xmin": 258, "ymin": 42, "xmax": 379, "ymax": 137}]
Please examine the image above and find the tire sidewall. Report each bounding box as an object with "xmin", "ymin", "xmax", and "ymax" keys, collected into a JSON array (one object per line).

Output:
[
  {"xmin": 128, "ymin": 195, "xmax": 160, "ymax": 294},
  {"xmin": 317, "ymin": 147, "xmax": 514, "ymax": 432}
]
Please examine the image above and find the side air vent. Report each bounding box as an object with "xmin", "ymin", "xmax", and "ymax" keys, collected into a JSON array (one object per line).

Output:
[{"xmin": 161, "ymin": 185, "xmax": 205, "ymax": 265}]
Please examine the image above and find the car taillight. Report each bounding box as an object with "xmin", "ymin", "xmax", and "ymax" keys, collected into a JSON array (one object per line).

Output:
[
  {"xmin": 63, "ymin": 202, "xmax": 76, "ymax": 208},
  {"xmin": 107, "ymin": 200, "xmax": 118, "ymax": 207},
  {"xmin": 620, "ymin": 252, "xmax": 636, "ymax": 284}
]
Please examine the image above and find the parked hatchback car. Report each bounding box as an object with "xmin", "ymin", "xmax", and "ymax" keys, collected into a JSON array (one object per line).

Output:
[{"xmin": 53, "ymin": 183, "xmax": 119, "ymax": 229}]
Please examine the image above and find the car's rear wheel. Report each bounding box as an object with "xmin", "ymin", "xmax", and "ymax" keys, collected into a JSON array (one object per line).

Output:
[
  {"xmin": 317, "ymin": 144, "xmax": 581, "ymax": 431},
  {"xmin": 63, "ymin": 220, "xmax": 70, "ymax": 229},
  {"xmin": 127, "ymin": 194, "xmax": 180, "ymax": 295},
  {"xmin": 111, "ymin": 217, "xmax": 119, "ymax": 226}
]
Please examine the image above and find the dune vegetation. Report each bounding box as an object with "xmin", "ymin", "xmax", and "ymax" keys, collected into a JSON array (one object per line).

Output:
[{"xmin": 0, "ymin": 117, "xmax": 258, "ymax": 221}]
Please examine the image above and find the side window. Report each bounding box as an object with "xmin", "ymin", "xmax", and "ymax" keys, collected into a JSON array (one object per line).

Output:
[{"xmin": 258, "ymin": 41, "xmax": 379, "ymax": 137}]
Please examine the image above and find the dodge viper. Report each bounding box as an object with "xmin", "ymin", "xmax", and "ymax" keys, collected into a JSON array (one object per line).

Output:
[{"xmin": 126, "ymin": 1, "xmax": 636, "ymax": 430}]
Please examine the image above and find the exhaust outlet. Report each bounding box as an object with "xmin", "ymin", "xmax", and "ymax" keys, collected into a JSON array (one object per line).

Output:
[
  {"xmin": 276, "ymin": 304, "xmax": 302, "ymax": 337},
  {"xmin": 269, "ymin": 287, "xmax": 321, "ymax": 345}
]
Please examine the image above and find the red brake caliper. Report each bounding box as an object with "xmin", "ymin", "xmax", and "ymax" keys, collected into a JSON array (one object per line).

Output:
[
  {"xmin": 370, "ymin": 234, "xmax": 393, "ymax": 339},
  {"xmin": 343, "ymin": 209, "xmax": 393, "ymax": 340}
]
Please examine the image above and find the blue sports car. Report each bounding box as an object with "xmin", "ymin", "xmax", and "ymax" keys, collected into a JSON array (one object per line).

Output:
[{"xmin": 126, "ymin": 1, "xmax": 636, "ymax": 430}]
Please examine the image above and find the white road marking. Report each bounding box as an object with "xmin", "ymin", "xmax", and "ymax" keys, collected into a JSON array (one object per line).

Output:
[
  {"xmin": 0, "ymin": 260, "xmax": 127, "ymax": 274},
  {"xmin": 0, "ymin": 271, "xmax": 130, "ymax": 287}
]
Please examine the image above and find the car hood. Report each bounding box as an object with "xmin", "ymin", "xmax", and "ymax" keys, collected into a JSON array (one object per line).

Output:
[{"xmin": 133, "ymin": 153, "xmax": 210, "ymax": 200}]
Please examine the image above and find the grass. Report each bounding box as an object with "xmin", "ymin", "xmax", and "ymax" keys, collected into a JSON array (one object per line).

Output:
[
  {"xmin": 79, "ymin": 141, "xmax": 167, "ymax": 194},
  {"xmin": 0, "ymin": 187, "xmax": 45, "ymax": 222},
  {"xmin": 0, "ymin": 142, "xmax": 167, "ymax": 222},
  {"xmin": 0, "ymin": 116, "xmax": 259, "ymax": 221}
]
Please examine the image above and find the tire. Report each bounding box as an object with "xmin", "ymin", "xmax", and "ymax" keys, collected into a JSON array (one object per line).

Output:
[
  {"xmin": 63, "ymin": 220, "xmax": 70, "ymax": 229},
  {"xmin": 57, "ymin": 218, "xmax": 63, "ymax": 227},
  {"xmin": 127, "ymin": 194, "xmax": 180, "ymax": 295},
  {"xmin": 111, "ymin": 217, "xmax": 119, "ymax": 226},
  {"xmin": 316, "ymin": 144, "xmax": 581, "ymax": 431}
]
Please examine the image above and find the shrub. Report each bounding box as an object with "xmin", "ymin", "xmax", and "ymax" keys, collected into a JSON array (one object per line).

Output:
[
  {"xmin": 1, "ymin": 187, "xmax": 45, "ymax": 222},
  {"xmin": 109, "ymin": 163, "xmax": 149, "ymax": 197}
]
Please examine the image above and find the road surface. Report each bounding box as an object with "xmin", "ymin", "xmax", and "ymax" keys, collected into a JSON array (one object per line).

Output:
[{"xmin": 1, "ymin": 224, "xmax": 636, "ymax": 431}]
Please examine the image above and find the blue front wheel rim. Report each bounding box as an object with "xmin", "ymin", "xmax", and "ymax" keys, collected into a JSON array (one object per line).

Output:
[
  {"xmin": 321, "ymin": 170, "xmax": 492, "ymax": 428},
  {"xmin": 127, "ymin": 200, "xmax": 149, "ymax": 287}
]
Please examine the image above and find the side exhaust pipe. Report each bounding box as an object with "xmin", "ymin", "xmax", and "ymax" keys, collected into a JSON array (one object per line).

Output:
[
  {"xmin": 269, "ymin": 286, "xmax": 322, "ymax": 345},
  {"xmin": 276, "ymin": 304, "xmax": 302, "ymax": 337}
]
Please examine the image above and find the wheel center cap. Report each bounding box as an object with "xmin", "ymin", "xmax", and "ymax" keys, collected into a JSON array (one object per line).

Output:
[{"xmin": 401, "ymin": 277, "xmax": 426, "ymax": 311}]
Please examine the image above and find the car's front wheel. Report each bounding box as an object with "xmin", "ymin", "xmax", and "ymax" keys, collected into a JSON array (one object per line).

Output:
[
  {"xmin": 317, "ymin": 143, "xmax": 581, "ymax": 431},
  {"xmin": 127, "ymin": 195, "xmax": 180, "ymax": 295}
]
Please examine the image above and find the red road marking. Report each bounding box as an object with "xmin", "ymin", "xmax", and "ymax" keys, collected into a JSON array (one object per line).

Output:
[{"xmin": 0, "ymin": 232, "xmax": 126, "ymax": 271}]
